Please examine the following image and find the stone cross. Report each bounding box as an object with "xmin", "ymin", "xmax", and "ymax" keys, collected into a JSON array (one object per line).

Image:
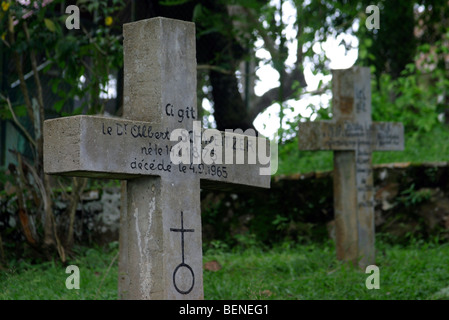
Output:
[
  {"xmin": 298, "ymin": 67, "xmax": 404, "ymax": 268},
  {"xmin": 43, "ymin": 17, "xmax": 270, "ymax": 299}
]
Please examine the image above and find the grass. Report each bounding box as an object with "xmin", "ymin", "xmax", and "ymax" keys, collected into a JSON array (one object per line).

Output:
[
  {"xmin": 277, "ymin": 124, "xmax": 449, "ymax": 175},
  {"xmin": 204, "ymin": 240, "xmax": 449, "ymax": 300},
  {"xmin": 1, "ymin": 239, "xmax": 449, "ymax": 300},
  {"xmin": 0, "ymin": 244, "xmax": 119, "ymax": 300}
]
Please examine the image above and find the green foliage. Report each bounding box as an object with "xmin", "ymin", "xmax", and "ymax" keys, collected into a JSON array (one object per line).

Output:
[
  {"xmin": 201, "ymin": 174, "xmax": 333, "ymax": 249},
  {"xmin": 204, "ymin": 239, "xmax": 230, "ymax": 255},
  {"xmin": 278, "ymin": 31, "xmax": 449, "ymax": 175},
  {"xmin": 3, "ymin": 241, "xmax": 449, "ymax": 300},
  {"xmin": 276, "ymin": 136, "xmax": 333, "ymax": 175},
  {"xmin": 233, "ymin": 233, "xmax": 260, "ymax": 251},
  {"xmin": 208, "ymin": 240, "xmax": 449, "ymax": 300},
  {"xmin": 0, "ymin": 243, "xmax": 119, "ymax": 300},
  {"xmin": 0, "ymin": 0, "xmax": 125, "ymax": 117},
  {"xmin": 371, "ymin": 65, "xmax": 447, "ymax": 137},
  {"xmin": 396, "ymin": 183, "xmax": 432, "ymax": 208},
  {"xmin": 359, "ymin": 0, "xmax": 416, "ymax": 80},
  {"xmin": 159, "ymin": 0, "xmax": 193, "ymax": 6},
  {"xmin": 53, "ymin": 0, "xmax": 125, "ymax": 115},
  {"xmin": 276, "ymin": 123, "xmax": 449, "ymax": 175}
]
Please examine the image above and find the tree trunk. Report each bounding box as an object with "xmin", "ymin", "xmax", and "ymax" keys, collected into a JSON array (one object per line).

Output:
[
  {"xmin": 66, "ymin": 177, "xmax": 87, "ymax": 247},
  {"xmin": 210, "ymin": 69, "xmax": 253, "ymax": 130}
]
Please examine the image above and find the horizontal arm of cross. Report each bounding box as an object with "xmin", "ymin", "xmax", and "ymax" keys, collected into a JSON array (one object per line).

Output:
[
  {"xmin": 298, "ymin": 120, "xmax": 404, "ymax": 152},
  {"xmin": 44, "ymin": 115, "xmax": 270, "ymax": 189},
  {"xmin": 170, "ymin": 228, "xmax": 194, "ymax": 232}
]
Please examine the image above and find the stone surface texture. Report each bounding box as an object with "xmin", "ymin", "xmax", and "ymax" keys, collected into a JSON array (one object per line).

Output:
[
  {"xmin": 44, "ymin": 17, "xmax": 270, "ymax": 300},
  {"xmin": 298, "ymin": 67, "xmax": 404, "ymax": 268}
]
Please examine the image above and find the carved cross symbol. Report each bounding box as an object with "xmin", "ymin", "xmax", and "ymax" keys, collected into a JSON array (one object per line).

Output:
[
  {"xmin": 170, "ymin": 211, "xmax": 195, "ymax": 294},
  {"xmin": 43, "ymin": 17, "xmax": 270, "ymax": 299}
]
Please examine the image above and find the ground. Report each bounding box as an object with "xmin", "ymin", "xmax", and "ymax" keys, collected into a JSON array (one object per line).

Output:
[{"xmin": 1, "ymin": 239, "xmax": 449, "ymax": 300}]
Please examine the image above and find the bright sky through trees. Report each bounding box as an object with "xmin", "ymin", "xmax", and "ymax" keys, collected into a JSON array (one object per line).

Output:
[
  {"xmin": 98, "ymin": 1, "xmax": 359, "ymax": 137},
  {"xmin": 251, "ymin": 0, "xmax": 359, "ymax": 138}
]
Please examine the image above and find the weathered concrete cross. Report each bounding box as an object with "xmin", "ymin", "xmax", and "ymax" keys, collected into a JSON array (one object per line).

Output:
[
  {"xmin": 298, "ymin": 67, "xmax": 404, "ymax": 268},
  {"xmin": 43, "ymin": 17, "xmax": 270, "ymax": 299}
]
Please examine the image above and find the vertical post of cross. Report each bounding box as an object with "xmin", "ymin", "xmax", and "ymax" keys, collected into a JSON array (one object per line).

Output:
[
  {"xmin": 298, "ymin": 67, "xmax": 404, "ymax": 268},
  {"xmin": 44, "ymin": 17, "xmax": 271, "ymax": 300},
  {"xmin": 119, "ymin": 17, "xmax": 202, "ymax": 300},
  {"xmin": 332, "ymin": 67, "xmax": 374, "ymax": 268}
]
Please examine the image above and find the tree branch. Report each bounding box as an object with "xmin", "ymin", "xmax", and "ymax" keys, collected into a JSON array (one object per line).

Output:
[
  {"xmin": 248, "ymin": 68, "xmax": 306, "ymax": 121},
  {"xmin": 1, "ymin": 94, "xmax": 37, "ymax": 148},
  {"xmin": 9, "ymin": 19, "xmax": 34, "ymax": 129},
  {"xmin": 23, "ymin": 21, "xmax": 46, "ymax": 174},
  {"xmin": 82, "ymin": 26, "xmax": 107, "ymax": 56},
  {"xmin": 66, "ymin": 177, "xmax": 87, "ymax": 247},
  {"xmin": 197, "ymin": 64, "xmax": 233, "ymax": 75},
  {"xmin": 243, "ymin": 7, "xmax": 278, "ymax": 61},
  {"xmin": 23, "ymin": 22, "xmax": 45, "ymax": 114},
  {"xmin": 0, "ymin": 233, "xmax": 5, "ymax": 266},
  {"xmin": 244, "ymin": 5, "xmax": 308, "ymax": 124}
]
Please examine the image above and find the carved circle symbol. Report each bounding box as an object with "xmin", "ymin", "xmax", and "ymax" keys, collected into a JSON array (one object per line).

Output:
[{"xmin": 173, "ymin": 263, "xmax": 195, "ymax": 295}]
